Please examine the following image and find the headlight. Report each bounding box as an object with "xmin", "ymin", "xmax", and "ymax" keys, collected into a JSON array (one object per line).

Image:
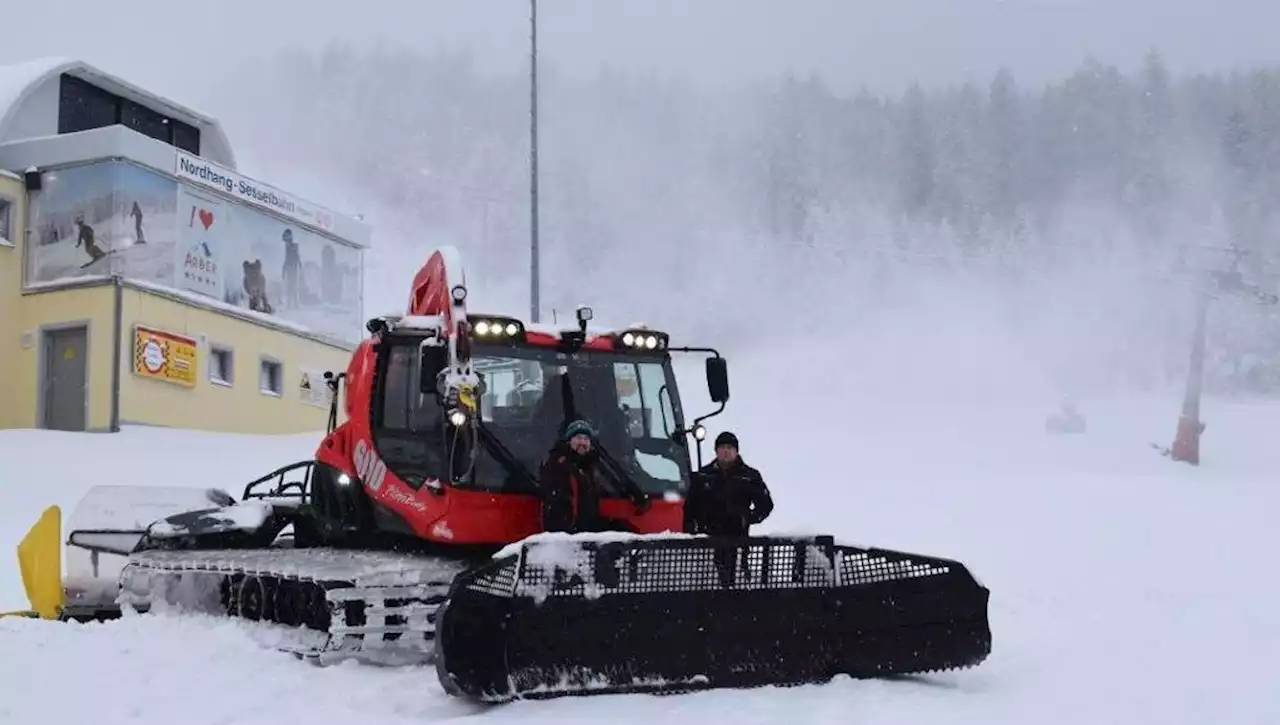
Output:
[
  {"xmin": 468, "ymin": 316, "xmax": 525, "ymax": 340},
  {"xmin": 447, "ymin": 408, "xmax": 468, "ymax": 427},
  {"xmin": 337, "ymin": 473, "xmax": 352, "ymax": 486},
  {"xmin": 693, "ymin": 424, "xmax": 707, "ymax": 441},
  {"xmin": 616, "ymin": 329, "xmax": 669, "ymax": 351}
]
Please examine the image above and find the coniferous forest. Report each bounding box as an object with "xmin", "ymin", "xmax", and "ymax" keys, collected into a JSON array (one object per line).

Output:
[{"xmin": 210, "ymin": 46, "xmax": 1280, "ymax": 397}]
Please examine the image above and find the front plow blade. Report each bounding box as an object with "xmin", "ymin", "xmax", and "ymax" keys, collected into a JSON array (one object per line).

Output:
[{"xmin": 434, "ymin": 533, "xmax": 991, "ymax": 702}]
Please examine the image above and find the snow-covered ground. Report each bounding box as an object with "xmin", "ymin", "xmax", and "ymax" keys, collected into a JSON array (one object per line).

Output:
[
  {"xmin": 0, "ymin": 426, "xmax": 319, "ymax": 608},
  {"xmin": 2, "ymin": 361, "xmax": 1279, "ymax": 724}
]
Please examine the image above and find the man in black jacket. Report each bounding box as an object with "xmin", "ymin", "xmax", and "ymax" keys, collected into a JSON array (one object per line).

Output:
[
  {"xmin": 538, "ymin": 419, "xmax": 650, "ymax": 533},
  {"xmin": 685, "ymin": 431, "xmax": 774, "ymax": 587},
  {"xmin": 685, "ymin": 431, "xmax": 774, "ymax": 536}
]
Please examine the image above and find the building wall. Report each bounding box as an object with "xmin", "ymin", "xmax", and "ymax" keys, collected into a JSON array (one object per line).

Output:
[
  {"xmin": 5, "ymin": 283, "xmax": 117, "ymax": 430},
  {"xmin": 0, "ymin": 61, "xmax": 370, "ymax": 436},
  {"xmin": 0, "ymin": 174, "xmax": 24, "ymax": 428},
  {"xmin": 118, "ymin": 285, "xmax": 352, "ymax": 434}
]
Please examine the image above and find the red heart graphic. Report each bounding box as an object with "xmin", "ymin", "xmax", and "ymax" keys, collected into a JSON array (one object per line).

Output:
[{"xmin": 198, "ymin": 209, "xmax": 214, "ymax": 230}]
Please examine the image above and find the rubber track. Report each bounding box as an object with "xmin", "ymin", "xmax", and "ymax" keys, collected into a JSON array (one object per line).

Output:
[{"xmin": 118, "ymin": 548, "xmax": 472, "ymax": 666}]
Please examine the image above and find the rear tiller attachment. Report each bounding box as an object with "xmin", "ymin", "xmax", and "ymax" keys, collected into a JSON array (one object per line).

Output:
[{"xmin": 434, "ymin": 533, "xmax": 992, "ymax": 701}]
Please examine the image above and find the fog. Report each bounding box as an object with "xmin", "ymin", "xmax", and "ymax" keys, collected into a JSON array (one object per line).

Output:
[
  {"xmin": 8, "ymin": 1, "xmax": 1280, "ymax": 417},
  {"xmin": 9, "ymin": 0, "xmax": 1280, "ymax": 93}
]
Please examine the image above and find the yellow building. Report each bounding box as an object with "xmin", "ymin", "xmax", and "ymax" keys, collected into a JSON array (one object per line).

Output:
[{"xmin": 0, "ymin": 58, "xmax": 371, "ymax": 435}]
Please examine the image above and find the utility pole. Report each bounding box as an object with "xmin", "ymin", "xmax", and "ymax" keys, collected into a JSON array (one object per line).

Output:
[{"xmin": 528, "ymin": 0, "xmax": 541, "ymax": 323}]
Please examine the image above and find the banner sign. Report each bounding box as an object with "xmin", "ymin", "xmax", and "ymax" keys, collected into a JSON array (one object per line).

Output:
[
  {"xmin": 174, "ymin": 150, "xmax": 337, "ymax": 233},
  {"xmin": 28, "ymin": 160, "xmax": 363, "ymax": 343},
  {"xmin": 177, "ymin": 185, "xmax": 226, "ymax": 299},
  {"xmin": 133, "ymin": 325, "xmax": 197, "ymax": 388}
]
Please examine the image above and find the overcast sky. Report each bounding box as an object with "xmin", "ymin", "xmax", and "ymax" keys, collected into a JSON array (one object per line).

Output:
[{"xmin": 4, "ymin": 0, "xmax": 1280, "ymax": 106}]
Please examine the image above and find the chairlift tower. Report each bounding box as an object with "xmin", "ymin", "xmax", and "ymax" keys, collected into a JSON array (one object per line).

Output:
[{"xmin": 1168, "ymin": 245, "xmax": 1278, "ymax": 465}]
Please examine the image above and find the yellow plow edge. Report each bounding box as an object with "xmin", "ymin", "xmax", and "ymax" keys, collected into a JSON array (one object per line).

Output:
[{"xmin": 0, "ymin": 505, "xmax": 64, "ymax": 620}]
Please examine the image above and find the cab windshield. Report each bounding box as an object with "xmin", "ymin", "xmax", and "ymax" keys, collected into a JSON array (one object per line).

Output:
[
  {"xmin": 373, "ymin": 337, "xmax": 692, "ymax": 497},
  {"xmin": 471, "ymin": 342, "xmax": 690, "ymax": 496}
]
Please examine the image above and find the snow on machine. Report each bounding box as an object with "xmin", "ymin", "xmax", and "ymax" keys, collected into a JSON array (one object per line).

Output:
[{"xmin": 6, "ymin": 247, "xmax": 991, "ymax": 701}]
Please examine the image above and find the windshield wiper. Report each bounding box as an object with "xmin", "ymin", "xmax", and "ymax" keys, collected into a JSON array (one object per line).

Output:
[
  {"xmin": 474, "ymin": 422, "xmax": 542, "ymax": 490},
  {"xmin": 591, "ymin": 439, "xmax": 646, "ymax": 500}
]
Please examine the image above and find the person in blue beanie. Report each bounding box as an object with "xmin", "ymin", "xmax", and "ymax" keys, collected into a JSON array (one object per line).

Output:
[{"xmin": 538, "ymin": 419, "xmax": 650, "ymax": 533}]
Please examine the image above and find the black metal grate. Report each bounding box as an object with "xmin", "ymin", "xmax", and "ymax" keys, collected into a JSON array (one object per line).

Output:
[
  {"xmin": 488, "ymin": 536, "xmax": 957, "ymax": 600},
  {"xmin": 838, "ymin": 548, "xmax": 951, "ymax": 585},
  {"xmin": 464, "ymin": 560, "xmax": 519, "ymax": 597},
  {"xmin": 436, "ymin": 534, "xmax": 992, "ymax": 702}
]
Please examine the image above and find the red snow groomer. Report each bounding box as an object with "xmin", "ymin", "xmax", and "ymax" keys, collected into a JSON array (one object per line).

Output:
[{"xmin": 12, "ymin": 247, "xmax": 991, "ymax": 701}]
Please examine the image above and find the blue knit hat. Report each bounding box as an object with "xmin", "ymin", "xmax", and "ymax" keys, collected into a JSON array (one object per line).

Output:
[{"xmin": 563, "ymin": 419, "xmax": 596, "ymax": 441}]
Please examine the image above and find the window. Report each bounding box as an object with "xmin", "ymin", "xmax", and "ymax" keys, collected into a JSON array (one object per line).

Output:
[
  {"xmin": 371, "ymin": 341, "xmax": 446, "ymax": 489},
  {"xmin": 615, "ymin": 360, "xmax": 682, "ymax": 484},
  {"xmin": 121, "ymin": 99, "xmax": 170, "ymax": 144},
  {"xmin": 56, "ymin": 73, "xmax": 202, "ymax": 154},
  {"xmin": 259, "ymin": 358, "xmax": 282, "ymax": 396},
  {"xmin": 58, "ymin": 74, "xmax": 118, "ymax": 134},
  {"xmin": 377, "ymin": 343, "xmax": 444, "ymax": 432},
  {"xmin": 208, "ymin": 346, "xmax": 233, "ymax": 386},
  {"xmin": 171, "ymin": 119, "xmax": 201, "ymax": 154},
  {"xmin": 473, "ymin": 356, "xmax": 547, "ymax": 424},
  {"xmin": 0, "ymin": 198, "xmax": 12, "ymax": 245},
  {"xmin": 465, "ymin": 343, "xmax": 689, "ymax": 495}
]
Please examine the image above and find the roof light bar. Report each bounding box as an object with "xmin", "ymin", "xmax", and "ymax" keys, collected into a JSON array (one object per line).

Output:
[
  {"xmin": 468, "ymin": 315, "xmax": 525, "ymax": 342},
  {"xmin": 617, "ymin": 329, "xmax": 669, "ymax": 351}
]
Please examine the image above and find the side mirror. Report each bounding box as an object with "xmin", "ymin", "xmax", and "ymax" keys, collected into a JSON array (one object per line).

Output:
[{"xmin": 706, "ymin": 357, "xmax": 729, "ymax": 404}]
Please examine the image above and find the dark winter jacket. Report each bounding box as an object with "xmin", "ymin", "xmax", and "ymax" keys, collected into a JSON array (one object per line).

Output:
[
  {"xmin": 685, "ymin": 457, "xmax": 774, "ymax": 536},
  {"xmin": 538, "ymin": 443, "xmax": 648, "ymax": 533}
]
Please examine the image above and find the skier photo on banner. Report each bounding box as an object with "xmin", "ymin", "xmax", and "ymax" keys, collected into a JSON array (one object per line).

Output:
[
  {"xmin": 321, "ymin": 244, "xmax": 344, "ymax": 304},
  {"xmin": 130, "ymin": 200, "xmax": 146, "ymax": 244},
  {"xmin": 74, "ymin": 216, "xmax": 106, "ymax": 266},
  {"xmin": 281, "ymin": 228, "xmax": 303, "ymax": 308}
]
